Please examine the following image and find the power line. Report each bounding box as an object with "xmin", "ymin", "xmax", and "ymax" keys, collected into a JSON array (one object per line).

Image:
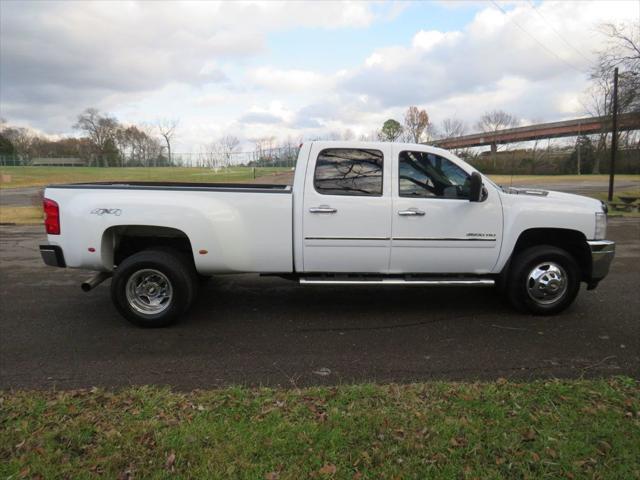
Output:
[
  {"xmin": 489, "ymin": 0, "xmax": 586, "ymax": 75},
  {"xmin": 526, "ymin": 0, "xmax": 592, "ymax": 63}
]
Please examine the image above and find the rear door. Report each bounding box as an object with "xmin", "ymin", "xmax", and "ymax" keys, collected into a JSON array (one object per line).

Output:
[{"xmin": 302, "ymin": 143, "xmax": 392, "ymax": 273}]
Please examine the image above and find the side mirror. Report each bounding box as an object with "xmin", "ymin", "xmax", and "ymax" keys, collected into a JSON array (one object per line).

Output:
[{"xmin": 469, "ymin": 172, "xmax": 483, "ymax": 202}]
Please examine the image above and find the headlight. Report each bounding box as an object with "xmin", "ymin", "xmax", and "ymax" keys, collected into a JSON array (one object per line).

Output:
[{"xmin": 594, "ymin": 212, "xmax": 607, "ymax": 240}]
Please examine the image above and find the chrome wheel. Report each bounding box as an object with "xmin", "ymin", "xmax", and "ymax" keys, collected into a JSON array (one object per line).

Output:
[
  {"xmin": 125, "ymin": 269, "xmax": 173, "ymax": 315},
  {"xmin": 526, "ymin": 262, "xmax": 568, "ymax": 305}
]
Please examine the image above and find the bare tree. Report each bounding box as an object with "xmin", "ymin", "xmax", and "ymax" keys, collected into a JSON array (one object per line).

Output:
[
  {"xmin": 403, "ymin": 106, "xmax": 430, "ymax": 143},
  {"xmin": 423, "ymin": 123, "xmax": 439, "ymax": 143},
  {"xmin": 115, "ymin": 124, "xmax": 163, "ymax": 167},
  {"xmin": 139, "ymin": 124, "xmax": 164, "ymax": 167},
  {"xmin": 587, "ymin": 23, "xmax": 639, "ymax": 118},
  {"xmin": 251, "ymin": 136, "xmax": 277, "ymax": 165},
  {"xmin": 74, "ymin": 108, "xmax": 120, "ymax": 166},
  {"xmin": 597, "ymin": 23, "xmax": 640, "ymax": 80},
  {"xmin": 199, "ymin": 143, "xmax": 216, "ymax": 169},
  {"xmin": 0, "ymin": 119, "xmax": 16, "ymax": 159},
  {"xmin": 475, "ymin": 110, "xmax": 519, "ymax": 134},
  {"xmin": 217, "ymin": 135, "xmax": 240, "ymax": 167},
  {"xmin": 440, "ymin": 118, "xmax": 467, "ymax": 139},
  {"xmin": 474, "ymin": 110, "xmax": 519, "ymax": 165},
  {"xmin": 156, "ymin": 118, "xmax": 179, "ymax": 165},
  {"xmin": 584, "ymin": 21, "xmax": 639, "ymax": 172},
  {"xmin": 0, "ymin": 125, "xmax": 34, "ymax": 159},
  {"xmin": 438, "ymin": 118, "xmax": 467, "ymax": 155}
]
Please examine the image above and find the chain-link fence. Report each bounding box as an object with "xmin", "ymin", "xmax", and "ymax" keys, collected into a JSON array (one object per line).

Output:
[
  {"xmin": 3, "ymin": 145, "xmax": 639, "ymax": 175},
  {"xmin": 172, "ymin": 145, "xmax": 300, "ymax": 168},
  {"xmin": 0, "ymin": 154, "xmax": 28, "ymax": 166},
  {"xmin": 0, "ymin": 145, "xmax": 301, "ymax": 169}
]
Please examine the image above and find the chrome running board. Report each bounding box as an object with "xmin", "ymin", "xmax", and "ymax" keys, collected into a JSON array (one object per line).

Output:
[{"xmin": 299, "ymin": 277, "xmax": 494, "ymax": 286}]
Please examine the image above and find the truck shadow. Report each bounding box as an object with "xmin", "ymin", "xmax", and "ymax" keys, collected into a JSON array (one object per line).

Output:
[{"xmin": 186, "ymin": 274, "xmax": 520, "ymax": 330}]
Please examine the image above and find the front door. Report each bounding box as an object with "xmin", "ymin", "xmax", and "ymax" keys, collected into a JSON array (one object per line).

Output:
[
  {"xmin": 302, "ymin": 144, "xmax": 392, "ymax": 273},
  {"xmin": 390, "ymin": 147, "xmax": 503, "ymax": 274}
]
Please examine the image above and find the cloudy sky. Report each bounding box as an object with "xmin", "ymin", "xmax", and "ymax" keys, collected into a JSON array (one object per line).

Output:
[{"xmin": 0, "ymin": 0, "xmax": 637, "ymax": 151}]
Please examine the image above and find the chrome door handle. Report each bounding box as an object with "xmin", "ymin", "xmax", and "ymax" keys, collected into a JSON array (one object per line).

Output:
[
  {"xmin": 398, "ymin": 208, "xmax": 425, "ymax": 216},
  {"xmin": 309, "ymin": 205, "xmax": 337, "ymax": 214}
]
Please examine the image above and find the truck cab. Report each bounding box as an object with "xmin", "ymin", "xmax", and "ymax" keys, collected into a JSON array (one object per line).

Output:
[{"xmin": 294, "ymin": 142, "xmax": 503, "ymax": 274}]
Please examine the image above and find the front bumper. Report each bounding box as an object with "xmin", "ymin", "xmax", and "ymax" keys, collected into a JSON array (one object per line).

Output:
[
  {"xmin": 587, "ymin": 240, "xmax": 615, "ymax": 287},
  {"xmin": 40, "ymin": 245, "xmax": 66, "ymax": 268}
]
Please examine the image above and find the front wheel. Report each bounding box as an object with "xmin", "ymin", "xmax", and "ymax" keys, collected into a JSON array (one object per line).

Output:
[
  {"xmin": 507, "ymin": 245, "xmax": 581, "ymax": 315},
  {"xmin": 111, "ymin": 248, "xmax": 198, "ymax": 327}
]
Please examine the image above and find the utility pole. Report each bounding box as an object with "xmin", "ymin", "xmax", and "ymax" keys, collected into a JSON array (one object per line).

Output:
[
  {"xmin": 608, "ymin": 67, "xmax": 618, "ymax": 202},
  {"xmin": 576, "ymin": 122, "xmax": 581, "ymax": 175}
]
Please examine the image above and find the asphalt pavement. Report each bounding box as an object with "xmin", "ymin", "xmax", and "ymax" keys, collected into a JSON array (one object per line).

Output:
[
  {"xmin": 0, "ymin": 187, "xmax": 43, "ymax": 207},
  {"xmin": 0, "ymin": 219, "xmax": 638, "ymax": 390}
]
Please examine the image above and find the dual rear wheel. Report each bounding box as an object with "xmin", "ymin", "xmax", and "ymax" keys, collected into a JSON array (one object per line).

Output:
[{"xmin": 111, "ymin": 248, "xmax": 198, "ymax": 327}]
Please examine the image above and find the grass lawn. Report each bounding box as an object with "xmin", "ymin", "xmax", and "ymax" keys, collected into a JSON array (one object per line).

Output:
[
  {"xmin": 0, "ymin": 166, "xmax": 291, "ymax": 189},
  {"xmin": 2, "ymin": 378, "xmax": 639, "ymax": 479},
  {"xmin": 488, "ymin": 174, "xmax": 640, "ymax": 185},
  {"xmin": 589, "ymin": 190, "xmax": 640, "ymax": 218}
]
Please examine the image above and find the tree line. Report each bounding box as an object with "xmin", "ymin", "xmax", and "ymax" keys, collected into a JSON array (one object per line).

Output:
[
  {"xmin": 0, "ymin": 110, "xmax": 179, "ymax": 167},
  {"xmin": 375, "ymin": 107, "xmax": 520, "ymax": 144}
]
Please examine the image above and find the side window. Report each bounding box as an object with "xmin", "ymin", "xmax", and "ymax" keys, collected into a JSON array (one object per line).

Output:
[
  {"xmin": 314, "ymin": 148, "xmax": 383, "ymax": 196},
  {"xmin": 399, "ymin": 151, "xmax": 470, "ymax": 199}
]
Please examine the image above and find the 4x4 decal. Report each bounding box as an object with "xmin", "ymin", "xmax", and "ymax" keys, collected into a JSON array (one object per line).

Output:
[{"xmin": 90, "ymin": 208, "xmax": 122, "ymax": 216}]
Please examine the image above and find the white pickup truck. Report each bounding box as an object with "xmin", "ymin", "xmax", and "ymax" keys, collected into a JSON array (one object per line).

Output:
[{"xmin": 40, "ymin": 141, "xmax": 615, "ymax": 327}]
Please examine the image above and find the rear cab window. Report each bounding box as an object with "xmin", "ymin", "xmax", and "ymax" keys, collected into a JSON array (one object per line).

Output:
[{"xmin": 314, "ymin": 148, "xmax": 383, "ymax": 196}]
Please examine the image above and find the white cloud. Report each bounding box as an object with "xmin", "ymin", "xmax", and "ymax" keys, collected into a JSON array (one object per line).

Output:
[
  {"xmin": 365, "ymin": 53, "xmax": 384, "ymax": 67},
  {"xmin": 0, "ymin": 0, "xmax": 379, "ymax": 134},
  {"xmin": 193, "ymin": 93, "xmax": 230, "ymax": 107},
  {"xmin": 1, "ymin": 0, "xmax": 636, "ymax": 150},
  {"xmin": 247, "ymin": 67, "xmax": 333, "ymax": 92},
  {"xmin": 335, "ymin": 0, "xmax": 636, "ymax": 127},
  {"xmin": 412, "ymin": 30, "xmax": 462, "ymax": 50},
  {"xmin": 240, "ymin": 101, "xmax": 293, "ymax": 124}
]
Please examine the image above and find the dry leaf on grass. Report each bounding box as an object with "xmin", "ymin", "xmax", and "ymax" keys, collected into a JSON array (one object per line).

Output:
[
  {"xmin": 165, "ymin": 452, "xmax": 176, "ymax": 470},
  {"xmin": 318, "ymin": 463, "xmax": 337, "ymax": 475}
]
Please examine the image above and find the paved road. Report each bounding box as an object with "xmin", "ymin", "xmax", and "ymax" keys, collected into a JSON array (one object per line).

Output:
[
  {"xmin": 1, "ymin": 220, "xmax": 638, "ymax": 390},
  {"xmin": 512, "ymin": 180, "xmax": 639, "ymax": 196},
  {"xmin": 0, "ymin": 187, "xmax": 42, "ymax": 207}
]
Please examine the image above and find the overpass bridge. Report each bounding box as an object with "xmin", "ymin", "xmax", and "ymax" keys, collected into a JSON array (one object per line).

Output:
[{"xmin": 431, "ymin": 112, "xmax": 640, "ymax": 151}]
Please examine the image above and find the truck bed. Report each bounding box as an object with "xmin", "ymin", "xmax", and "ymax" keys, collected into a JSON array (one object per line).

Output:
[
  {"xmin": 47, "ymin": 181, "xmax": 292, "ymax": 193},
  {"xmin": 43, "ymin": 182, "xmax": 294, "ymax": 274}
]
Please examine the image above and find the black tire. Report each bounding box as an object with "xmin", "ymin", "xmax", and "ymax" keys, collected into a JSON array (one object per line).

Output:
[
  {"xmin": 197, "ymin": 274, "xmax": 213, "ymax": 284},
  {"xmin": 111, "ymin": 248, "xmax": 198, "ymax": 327},
  {"xmin": 507, "ymin": 245, "xmax": 581, "ymax": 315}
]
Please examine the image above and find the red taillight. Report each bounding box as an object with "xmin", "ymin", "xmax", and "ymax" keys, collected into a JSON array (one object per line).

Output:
[{"xmin": 43, "ymin": 198, "xmax": 60, "ymax": 235}]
